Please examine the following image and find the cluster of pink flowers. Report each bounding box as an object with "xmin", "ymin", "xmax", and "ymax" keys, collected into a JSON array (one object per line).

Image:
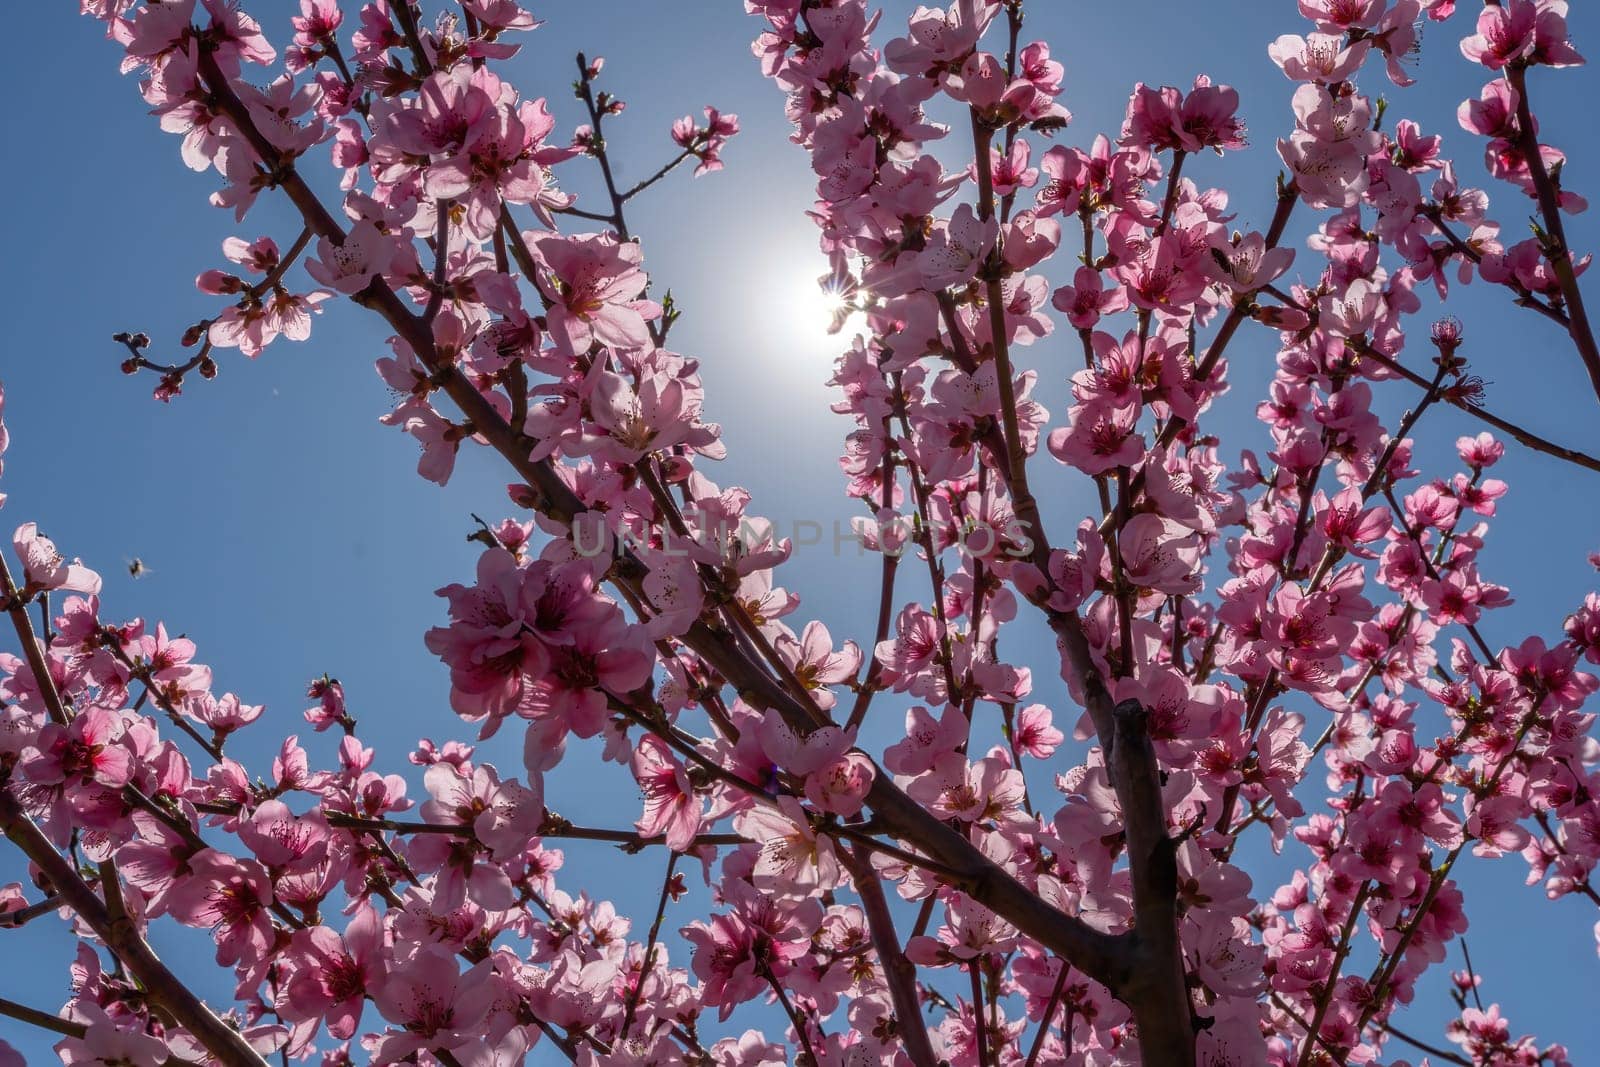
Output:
[
  {"xmin": 0, "ymin": 0, "xmax": 1595, "ymax": 1064},
  {"xmin": 749, "ymin": 0, "xmax": 1597, "ymax": 1060}
]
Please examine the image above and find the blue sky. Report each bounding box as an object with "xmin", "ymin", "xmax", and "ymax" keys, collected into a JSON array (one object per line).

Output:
[{"xmin": 2, "ymin": 0, "xmax": 1599, "ymax": 1061}]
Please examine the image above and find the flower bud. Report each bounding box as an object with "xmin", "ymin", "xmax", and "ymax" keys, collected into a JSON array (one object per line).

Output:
[
  {"xmin": 197, "ymin": 269, "xmax": 244, "ymax": 295},
  {"xmin": 1254, "ymin": 305, "xmax": 1311, "ymax": 331}
]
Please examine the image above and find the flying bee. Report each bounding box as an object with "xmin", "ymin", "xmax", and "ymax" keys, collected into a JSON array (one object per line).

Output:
[{"xmin": 126, "ymin": 558, "xmax": 151, "ymax": 579}]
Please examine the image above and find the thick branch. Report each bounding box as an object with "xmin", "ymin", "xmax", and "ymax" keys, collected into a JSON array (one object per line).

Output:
[
  {"xmin": 0, "ymin": 996, "xmax": 85, "ymax": 1039},
  {"xmin": 0, "ymin": 790, "xmax": 270, "ymax": 1067},
  {"xmin": 841, "ymin": 845, "xmax": 939, "ymax": 1067},
  {"xmin": 1108, "ymin": 700, "xmax": 1194, "ymax": 1064}
]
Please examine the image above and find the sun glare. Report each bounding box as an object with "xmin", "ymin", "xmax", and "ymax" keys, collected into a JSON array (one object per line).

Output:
[
  {"xmin": 780, "ymin": 266, "xmax": 863, "ymax": 352},
  {"xmin": 742, "ymin": 225, "xmax": 867, "ymax": 367}
]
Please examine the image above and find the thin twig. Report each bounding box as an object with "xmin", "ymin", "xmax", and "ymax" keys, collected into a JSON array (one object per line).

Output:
[
  {"xmin": 1352, "ymin": 343, "xmax": 1600, "ymax": 475},
  {"xmin": 621, "ymin": 853, "xmax": 679, "ymax": 1038}
]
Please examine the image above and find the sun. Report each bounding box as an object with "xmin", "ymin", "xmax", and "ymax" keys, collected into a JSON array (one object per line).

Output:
[
  {"xmin": 816, "ymin": 286, "xmax": 848, "ymax": 320},
  {"xmin": 782, "ymin": 266, "xmax": 862, "ymax": 346},
  {"xmin": 738, "ymin": 224, "xmax": 867, "ymax": 368}
]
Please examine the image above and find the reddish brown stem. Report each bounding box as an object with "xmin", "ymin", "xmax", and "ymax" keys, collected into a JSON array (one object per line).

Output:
[
  {"xmin": 841, "ymin": 845, "xmax": 939, "ymax": 1067},
  {"xmin": 1506, "ymin": 64, "xmax": 1600, "ymax": 404}
]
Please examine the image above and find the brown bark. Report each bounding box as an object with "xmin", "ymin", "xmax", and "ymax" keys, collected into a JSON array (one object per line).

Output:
[{"xmin": 0, "ymin": 791, "xmax": 270, "ymax": 1067}]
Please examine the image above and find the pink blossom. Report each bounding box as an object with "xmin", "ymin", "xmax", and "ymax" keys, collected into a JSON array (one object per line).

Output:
[
  {"xmin": 424, "ymin": 93, "xmax": 571, "ymax": 239},
  {"xmin": 1460, "ymin": 0, "xmax": 1539, "ymax": 69},
  {"xmin": 1268, "ymin": 33, "xmax": 1371, "ymax": 82},
  {"xmin": 757, "ymin": 711, "xmax": 874, "ymax": 815},
  {"xmin": 631, "ymin": 733, "xmax": 702, "ymax": 850},
  {"xmin": 1121, "ymin": 78, "xmax": 1244, "ymax": 153},
  {"xmin": 1051, "ymin": 266, "xmax": 1129, "ymax": 329},
  {"xmin": 801, "ymin": 748, "xmax": 875, "ymax": 816},
  {"xmin": 280, "ymin": 902, "xmax": 384, "ymax": 1041},
  {"xmin": 1458, "ymin": 80, "xmax": 1520, "ymax": 139},
  {"xmin": 734, "ymin": 796, "xmax": 844, "ymax": 897},
  {"xmin": 57, "ymin": 1010, "xmax": 171, "ymax": 1067},
  {"xmin": 1047, "ymin": 401, "xmax": 1145, "ymax": 476},
  {"xmin": 12, "ymin": 523, "xmax": 102, "ymax": 595},
  {"xmin": 305, "ymin": 219, "xmax": 395, "ymax": 295},
  {"xmin": 584, "ymin": 369, "xmax": 706, "ymax": 463},
  {"xmin": 424, "ymin": 549, "xmax": 553, "ymax": 722},
  {"xmin": 918, "ymin": 204, "xmax": 998, "ymax": 290},
  {"xmin": 1299, "ymin": 0, "xmax": 1384, "ymax": 31},
  {"xmin": 773, "ymin": 621, "xmax": 862, "ymax": 711},
  {"xmin": 883, "ymin": 704, "xmax": 967, "ymax": 775},
  {"xmin": 22, "ymin": 708, "xmax": 133, "ymax": 791},
  {"xmin": 419, "ymin": 761, "xmax": 543, "ymax": 863},
  {"xmin": 370, "ymin": 950, "xmax": 497, "ymax": 1062},
  {"xmin": 978, "ymin": 138, "xmax": 1037, "ymax": 197},
  {"xmin": 165, "ymin": 850, "xmax": 275, "ymax": 967},
  {"xmin": 1119, "ymin": 513, "xmax": 1203, "ymax": 596},
  {"xmin": 672, "ymin": 106, "xmax": 740, "ymax": 176},
  {"xmin": 289, "ymin": 0, "xmax": 342, "ymax": 48},
  {"xmin": 1457, "ymin": 432, "xmax": 1507, "ymax": 468},
  {"xmin": 907, "ymin": 752, "xmax": 1026, "ymax": 824},
  {"xmin": 1207, "ymin": 231, "xmax": 1295, "ymax": 293},
  {"xmin": 885, "ymin": 0, "xmax": 997, "ymax": 75},
  {"xmin": 1034, "ymin": 145, "xmax": 1084, "ymax": 217},
  {"xmin": 238, "ymin": 799, "xmax": 331, "ymax": 873},
  {"xmin": 518, "ymin": 609, "xmax": 655, "ymax": 737},
  {"xmin": 1278, "ymin": 85, "xmax": 1381, "ymax": 209},
  {"xmin": 1012, "ymin": 703, "xmax": 1063, "ymax": 758},
  {"xmin": 681, "ymin": 879, "xmax": 822, "ymax": 1020},
  {"xmin": 529, "ymin": 232, "xmax": 660, "ymax": 352},
  {"xmin": 907, "ymin": 895, "xmax": 1018, "ymax": 962},
  {"xmin": 1320, "ymin": 486, "xmax": 1392, "ymax": 554}
]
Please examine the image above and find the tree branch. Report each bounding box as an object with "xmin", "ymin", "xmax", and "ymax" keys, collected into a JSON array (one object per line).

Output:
[
  {"xmin": 841, "ymin": 845, "xmax": 939, "ymax": 1067},
  {"xmin": 1352, "ymin": 342, "xmax": 1600, "ymax": 475},
  {"xmin": 194, "ymin": 46, "xmax": 1139, "ymax": 1006},
  {"xmin": 1506, "ymin": 64, "xmax": 1600, "ymax": 403},
  {"xmin": 0, "ymin": 790, "xmax": 271, "ymax": 1067}
]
